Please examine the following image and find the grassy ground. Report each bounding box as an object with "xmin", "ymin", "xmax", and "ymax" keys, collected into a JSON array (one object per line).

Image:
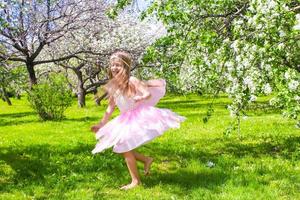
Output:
[{"xmin": 0, "ymin": 94, "xmax": 299, "ymax": 200}]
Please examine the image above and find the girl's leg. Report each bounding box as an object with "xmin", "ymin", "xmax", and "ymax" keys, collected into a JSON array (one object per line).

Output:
[
  {"xmin": 132, "ymin": 151, "xmax": 153, "ymax": 175},
  {"xmin": 121, "ymin": 151, "xmax": 141, "ymax": 190}
]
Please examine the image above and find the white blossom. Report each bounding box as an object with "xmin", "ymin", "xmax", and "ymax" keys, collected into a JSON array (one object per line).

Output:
[
  {"xmin": 293, "ymin": 24, "xmax": 300, "ymax": 31},
  {"xmin": 242, "ymin": 115, "xmax": 248, "ymax": 120},
  {"xmin": 288, "ymin": 80, "xmax": 299, "ymax": 91},
  {"xmin": 278, "ymin": 43, "xmax": 285, "ymax": 50},
  {"xmin": 207, "ymin": 161, "xmax": 215, "ymax": 168},
  {"xmin": 231, "ymin": 40, "xmax": 239, "ymax": 52},
  {"xmin": 263, "ymin": 83, "xmax": 272, "ymax": 95},
  {"xmin": 249, "ymin": 95, "xmax": 257, "ymax": 102},
  {"xmin": 294, "ymin": 96, "xmax": 300, "ymax": 101},
  {"xmin": 268, "ymin": 0, "xmax": 276, "ymax": 9},
  {"xmin": 243, "ymin": 76, "xmax": 255, "ymax": 92},
  {"xmin": 279, "ymin": 30, "xmax": 286, "ymax": 37},
  {"xmin": 293, "ymin": 14, "xmax": 300, "ymax": 31},
  {"xmin": 284, "ymin": 72, "xmax": 290, "ymax": 80}
]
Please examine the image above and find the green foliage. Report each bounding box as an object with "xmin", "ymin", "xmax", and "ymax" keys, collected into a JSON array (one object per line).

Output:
[
  {"xmin": 0, "ymin": 63, "xmax": 27, "ymax": 100},
  {"xmin": 107, "ymin": 0, "xmax": 133, "ymax": 19},
  {"xmin": 27, "ymin": 74, "xmax": 72, "ymax": 121}
]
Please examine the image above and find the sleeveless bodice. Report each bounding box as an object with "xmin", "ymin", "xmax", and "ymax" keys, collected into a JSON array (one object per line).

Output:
[
  {"xmin": 114, "ymin": 93, "xmax": 138, "ymax": 113},
  {"xmin": 113, "ymin": 79, "xmax": 166, "ymax": 113}
]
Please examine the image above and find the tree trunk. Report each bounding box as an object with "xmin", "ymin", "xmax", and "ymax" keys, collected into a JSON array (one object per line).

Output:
[
  {"xmin": 1, "ymin": 86, "xmax": 12, "ymax": 106},
  {"xmin": 26, "ymin": 62, "xmax": 37, "ymax": 88},
  {"xmin": 93, "ymin": 89, "xmax": 100, "ymax": 106},
  {"xmin": 78, "ymin": 87, "xmax": 86, "ymax": 107},
  {"xmin": 76, "ymin": 70, "xmax": 86, "ymax": 107},
  {"xmin": 16, "ymin": 92, "xmax": 21, "ymax": 99},
  {"xmin": 95, "ymin": 92, "xmax": 107, "ymax": 106}
]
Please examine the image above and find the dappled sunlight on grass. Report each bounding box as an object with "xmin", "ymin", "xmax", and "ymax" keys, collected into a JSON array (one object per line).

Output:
[{"xmin": 0, "ymin": 94, "xmax": 299, "ymax": 199}]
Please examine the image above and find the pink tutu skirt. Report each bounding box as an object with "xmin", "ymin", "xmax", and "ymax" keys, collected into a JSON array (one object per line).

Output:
[{"xmin": 92, "ymin": 79, "xmax": 186, "ymax": 154}]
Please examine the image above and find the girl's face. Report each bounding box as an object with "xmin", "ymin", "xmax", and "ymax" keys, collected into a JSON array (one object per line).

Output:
[{"xmin": 110, "ymin": 58, "xmax": 124, "ymax": 77}]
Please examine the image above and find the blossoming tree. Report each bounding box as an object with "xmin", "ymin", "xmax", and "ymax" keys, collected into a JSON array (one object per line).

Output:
[
  {"xmin": 1, "ymin": 0, "xmax": 164, "ymax": 107},
  {"xmin": 47, "ymin": 5, "xmax": 165, "ymax": 107},
  {"xmin": 0, "ymin": 0, "xmax": 105, "ymax": 87},
  {"xmin": 117, "ymin": 0, "xmax": 300, "ymax": 133}
]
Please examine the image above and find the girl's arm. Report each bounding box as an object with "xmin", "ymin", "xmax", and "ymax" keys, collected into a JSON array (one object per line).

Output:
[
  {"xmin": 130, "ymin": 77, "xmax": 151, "ymax": 102},
  {"xmin": 91, "ymin": 96, "xmax": 116, "ymax": 133}
]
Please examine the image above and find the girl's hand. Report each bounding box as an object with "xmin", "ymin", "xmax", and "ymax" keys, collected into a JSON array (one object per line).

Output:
[{"xmin": 91, "ymin": 122, "xmax": 104, "ymax": 133}]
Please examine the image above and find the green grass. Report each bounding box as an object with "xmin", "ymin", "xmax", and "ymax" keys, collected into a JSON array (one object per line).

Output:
[{"xmin": 0, "ymin": 94, "xmax": 299, "ymax": 200}]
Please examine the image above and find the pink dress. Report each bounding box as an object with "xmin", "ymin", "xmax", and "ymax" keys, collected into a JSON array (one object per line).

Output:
[{"xmin": 92, "ymin": 79, "xmax": 186, "ymax": 154}]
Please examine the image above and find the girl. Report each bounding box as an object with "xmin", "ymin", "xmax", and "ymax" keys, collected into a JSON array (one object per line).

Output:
[{"xmin": 91, "ymin": 50, "xmax": 185, "ymax": 190}]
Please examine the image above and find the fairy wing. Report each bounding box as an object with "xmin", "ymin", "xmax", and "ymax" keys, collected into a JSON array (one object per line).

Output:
[
  {"xmin": 130, "ymin": 77, "xmax": 166, "ymax": 107},
  {"xmin": 142, "ymin": 79, "xmax": 166, "ymax": 106}
]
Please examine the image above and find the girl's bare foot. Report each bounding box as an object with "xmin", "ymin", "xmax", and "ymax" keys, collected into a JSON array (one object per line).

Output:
[
  {"xmin": 144, "ymin": 157, "xmax": 153, "ymax": 176},
  {"xmin": 120, "ymin": 181, "xmax": 141, "ymax": 190}
]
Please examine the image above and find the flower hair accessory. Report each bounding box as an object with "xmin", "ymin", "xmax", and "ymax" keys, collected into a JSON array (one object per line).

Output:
[{"xmin": 110, "ymin": 55, "xmax": 130, "ymax": 68}]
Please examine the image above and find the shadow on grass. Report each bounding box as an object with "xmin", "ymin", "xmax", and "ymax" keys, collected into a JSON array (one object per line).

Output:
[
  {"xmin": 0, "ymin": 119, "xmax": 40, "ymax": 127},
  {"xmin": 0, "ymin": 112, "xmax": 36, "ymax": 118},
  {"xmin": 0, "ymin": 143, "xmax": 126, "ymax": 193},
  {"xmin": 159, "ymin": 97, "xmax": 280, "ymax": 116},
  {"xmin": 1, "ymin": 135, "xmax": 299, "ymax": 196},
  {"xmin": 219, "ymin": 135, "xmax": 300, "ymax": 159},
  {"xmin": 157, "ymin": 101, "xmax": 229, "ymax": 111},
  {"xmin": 137, "ymin": 135, "xmax": 300, "ymax": 196},
  {"xmin": 0, "ymin": 141, "xmax": 228, "ymax": 196},
  {"xmin": 144, "ymin": 168, "xmax": 227, "ymax": 194},
  {"xmin": 0, "ymin": 111, "xmax": 39, "ymax": 126},
  {"xmin": 64, "ymin": 116, "xmax": 99, "ymax": 122},
  {"xmin": 148, "ymin": 134, "xmax": 300, "ymax": 162},
  {"xmin": 245, "ymin": 102, "xmax": 281, "ymax": 116},
  {"xmin": 0, "ymin": 114, "xmax": 99, "ymax": 127}
]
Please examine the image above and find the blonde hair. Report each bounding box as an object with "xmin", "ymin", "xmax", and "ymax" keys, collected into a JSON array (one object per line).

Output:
[{"xmin": 104, "ymin": 50, "xmax": 136, "ymax": 98}]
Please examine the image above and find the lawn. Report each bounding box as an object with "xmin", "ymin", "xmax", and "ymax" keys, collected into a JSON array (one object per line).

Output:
[{"xmin": 0, "ymin": 94, "xmax": 299, "ymax": 200}]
